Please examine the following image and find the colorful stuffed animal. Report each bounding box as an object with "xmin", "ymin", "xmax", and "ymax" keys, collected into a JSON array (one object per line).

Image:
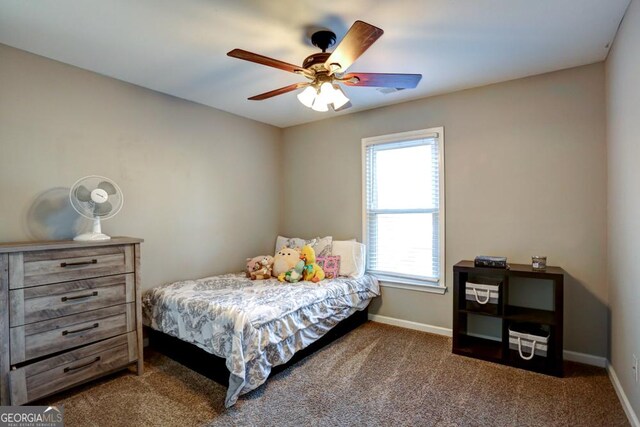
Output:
[
  {"xmin": 273, "ymin": 247, "xmax": 301, "ymax": 278},
  {"xmin": 300, "ymin": 245, "xmax": 326, "ymax": 283},
  {"xmin": 246, "ymin": 256, "xmax": 260, "ymax": 277},
  {"xmin": 246, "ymin": 256, "xmax": 259, "ymax": 277},
  {"xmin": 279, "ymin": 259, "xmax": 305, "ymax": 283},
  {"xmin": 245, "ymin": 255, "xmax": 274, "ymax": 280}
]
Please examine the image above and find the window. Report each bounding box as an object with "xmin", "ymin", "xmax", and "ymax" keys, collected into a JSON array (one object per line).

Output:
[{"xmin": 362, "ymin": 128, "xmax": 445, "ymax": 292}]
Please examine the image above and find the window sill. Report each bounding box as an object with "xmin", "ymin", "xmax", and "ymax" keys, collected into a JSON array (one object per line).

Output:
[{"xmin": 371, "ymin": 274, "xmax": 447, "ymax": 294}]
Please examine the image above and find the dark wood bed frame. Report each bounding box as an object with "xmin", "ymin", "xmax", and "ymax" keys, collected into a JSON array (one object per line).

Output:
[{"xmin": 147, "ymin": 307, "xmax": 369, "ymax": 387}]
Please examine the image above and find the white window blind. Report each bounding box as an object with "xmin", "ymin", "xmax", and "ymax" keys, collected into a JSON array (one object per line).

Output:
[{"xmin": 363, "ymin": 129, "xmax": 444, "ymax": 287}]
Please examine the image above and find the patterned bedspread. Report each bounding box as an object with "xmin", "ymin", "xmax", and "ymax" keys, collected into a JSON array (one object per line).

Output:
[{"xmin": 142, "ymin": 273, "xmax": 380, "ymax": 407}]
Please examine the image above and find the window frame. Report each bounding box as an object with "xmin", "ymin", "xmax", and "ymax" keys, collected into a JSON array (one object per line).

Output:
[{"xmin": 361, "ymin": 127, "xmax": 446, "ymax": 294}]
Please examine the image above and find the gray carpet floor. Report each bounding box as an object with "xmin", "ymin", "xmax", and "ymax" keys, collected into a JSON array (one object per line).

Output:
[{"xmin": 42, "ymin": 322, "xmax": 629, "ymax": 426}]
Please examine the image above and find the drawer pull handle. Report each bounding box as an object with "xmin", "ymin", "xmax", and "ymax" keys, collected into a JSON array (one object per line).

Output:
[
  {"xmin": 61, "ymin": 291, "xmax": 98, "ymax": 302},
  {"xmin": 62, "ymin": 323, "xmax": 99, "ymax": 336},
  {"xmin": 63, "ymin": 356, "xmax": 101, "ymax": 373},
  {"xmin": 60, "ymin": 259, "xmax": 98, "ymax": 268}
]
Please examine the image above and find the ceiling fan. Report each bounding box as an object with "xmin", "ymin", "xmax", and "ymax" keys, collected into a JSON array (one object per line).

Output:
[{"xmin": 227, "ymin": 20, "xmax": 422, "ymax": 112}]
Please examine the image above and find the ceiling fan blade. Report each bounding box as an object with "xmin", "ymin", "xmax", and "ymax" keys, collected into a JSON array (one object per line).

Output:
[
  {"xmin": 97, "ymin": 181, "xmax": 117, "ymax": 195},
  {"xmin": 248, "ymin": 83, "xmax": 309, "ymax": 101},
  {"xmin": 324, "ymin": 21, "xmax": 384, "ymax": 73},
  {"xmin": 342, "ymin": 73, "xmax": 422, "ymax": 89},
  {"xmin": 75, "ymin": 185, "xmax": 92, "ymax": 202},
  {"xmin": 227, "ymin": 49, "xmax": 307, "ymax": 75},
  {"xmin": 94, "ymin": 200, "xmax": 112, "ymax": 216}
]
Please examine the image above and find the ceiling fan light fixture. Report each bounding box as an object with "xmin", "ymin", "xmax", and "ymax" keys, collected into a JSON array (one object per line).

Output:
[
  {"xmin": 299, "ymin": 81, "xmax": 350, "ymax": 112},
  {"xmin": 297, "ymin": 86, "xmax": 316, "ymax": 108},
  {"xmin": 317, "ymin": 82, "xmax": 336, "ymax": 104},
  {"xmin": 311, "ymin": 97, "xmax": 329, "ymax": 112},
  {"xmin": 316, "ymin": 82, "xmax": 348, "ymax": 112},
  {"xmin": 330, "ymin": 84, "xmax": 350, "ymax": 109}
]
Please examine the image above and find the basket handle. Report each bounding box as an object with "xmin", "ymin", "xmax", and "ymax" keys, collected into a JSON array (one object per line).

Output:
[
  {"xmin": 472, "ymin": 288, "xmax": 491, "ymax": 305},
  {"xmin": 517, "ymin": 337, "xmax": 537, "ymax": 360}
]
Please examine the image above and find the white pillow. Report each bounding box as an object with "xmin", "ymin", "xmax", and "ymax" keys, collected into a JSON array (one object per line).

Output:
[
  {"xmin": 332, "ymin": 240, "xmax": 366, "ymax": 278},
  {"xmin": 274, "ymin": 235, "xmax": 333, "ymax": 257}
]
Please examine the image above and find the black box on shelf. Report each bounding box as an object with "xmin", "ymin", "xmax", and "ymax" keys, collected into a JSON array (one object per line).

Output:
[{"xmin": 474, "ymin": 255, "xmax": 508, "ymax": 269}]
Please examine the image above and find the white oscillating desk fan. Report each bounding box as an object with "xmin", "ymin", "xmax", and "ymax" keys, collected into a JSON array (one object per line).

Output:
[{"xmin": 69, "ymin": 176, "xmax": 123, "ymax": 241}]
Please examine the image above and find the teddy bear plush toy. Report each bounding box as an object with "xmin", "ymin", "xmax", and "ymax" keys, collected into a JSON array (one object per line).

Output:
[
  {"xmin": 272, "ymin": 247, "xmax": 301, "ymax": 278},
  {"xmin": 300, "ymin": 245, "xmax": 325, "ymax": 283},
  {"xmin": 245, "ymin": 255, "xmax": 274, "ymax": 280}
]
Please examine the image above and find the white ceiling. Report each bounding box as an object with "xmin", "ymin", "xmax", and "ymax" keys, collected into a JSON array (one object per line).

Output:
[{"xmin": 0, "ymin": 0, "xmax": 630, "ymax": 128}]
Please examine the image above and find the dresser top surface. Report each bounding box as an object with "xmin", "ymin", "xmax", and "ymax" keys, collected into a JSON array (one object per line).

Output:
[{"xmin": 0, "ymin": 237, "xmax": 143, "ymax": 253}]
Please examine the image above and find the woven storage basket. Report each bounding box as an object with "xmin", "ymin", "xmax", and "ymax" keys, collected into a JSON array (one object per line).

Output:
[
  {"xmin": 509, "ymin": 326, "xmax": 549, "ymax": 360},
  {"xmin": 465, "ymin": 282, "xmax": 500, "ymax": 305}
]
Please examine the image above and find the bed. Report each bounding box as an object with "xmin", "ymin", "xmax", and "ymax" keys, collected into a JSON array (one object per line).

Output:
[{"xmin": 142, "ymin": 272, "xmax": 380, "ymax": 407}]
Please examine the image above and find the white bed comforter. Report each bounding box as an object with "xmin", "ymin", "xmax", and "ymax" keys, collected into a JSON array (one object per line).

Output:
[{"xmin": 142, "ymin": 273, "xmax": 380, "ymax": 407}]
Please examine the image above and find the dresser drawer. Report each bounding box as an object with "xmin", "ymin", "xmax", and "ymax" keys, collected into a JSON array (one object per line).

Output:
[
  {"xmin": 9, "ymin": 245, "xmax": 134, "ymax": 289},
  {"xmin": 9, "ymin": 274, "xmax": 135, "ymax": 327},
  {"xmin": 10, "ymin": 304, "xmax": 136, "ymax": 364},
  {"xmin": 9, "ymin": 332, "xmax": 138, "ymax": 405}
]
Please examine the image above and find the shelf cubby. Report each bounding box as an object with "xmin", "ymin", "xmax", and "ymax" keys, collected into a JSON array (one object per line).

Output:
[
  {"xmin": 504, "ymin": 306, "xmax": 556, "ymax": 325},
  {"xmin": 453, "ymin": 333, "xmax": 503, "ymax": 363}
]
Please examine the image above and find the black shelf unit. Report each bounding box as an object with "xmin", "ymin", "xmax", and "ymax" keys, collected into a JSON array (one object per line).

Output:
[{"xmin": 453, "ymin": 260, "xmax": 564, "ymax": 377}]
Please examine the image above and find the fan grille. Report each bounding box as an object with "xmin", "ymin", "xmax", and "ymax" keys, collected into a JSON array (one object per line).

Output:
[{"xmin": 69, "ymin": 176, "xmax": 123, "ymax": 220}]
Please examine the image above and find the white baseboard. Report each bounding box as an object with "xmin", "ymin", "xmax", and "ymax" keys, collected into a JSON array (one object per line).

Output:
[
  {"xmin": 563, "ymin": 350, "xmax": 607, "ymax": 368},
  {"xmin": 367, "ymin": 314, "xmax": 606, "ymax": 368},
  {"xmin": 368, "ymin": 313, "xmax": 453, "ymax": 337},
  {"xmin": 607, "ymin": 362, "xmax": 640, "ymax": 427}
]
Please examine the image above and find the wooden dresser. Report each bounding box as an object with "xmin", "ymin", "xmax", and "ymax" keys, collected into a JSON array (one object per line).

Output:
[{"xmin": 0, "ymin": 237, "xmax": 143, "ymax": 405}]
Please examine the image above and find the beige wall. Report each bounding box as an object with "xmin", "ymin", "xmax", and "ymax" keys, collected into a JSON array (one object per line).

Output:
[
  {"xmin": 0, "ymin": 44, "xmax": 282, "ymax": 290},
  {"xmin": 282, "ymin": 63, "xmax": 608, "ymax": 356},
  {"xmin": 0, "ymin": 42, "xmax": 610, "ymax": 358},
  {"xmin": 606, "ymin": 0, "xmax": 640, "ymax": 417}
]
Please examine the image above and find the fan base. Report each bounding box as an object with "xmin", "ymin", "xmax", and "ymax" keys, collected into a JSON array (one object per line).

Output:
[{"xmin": 74, "ymin": 232, "xmax": 112, "ymax": 241}]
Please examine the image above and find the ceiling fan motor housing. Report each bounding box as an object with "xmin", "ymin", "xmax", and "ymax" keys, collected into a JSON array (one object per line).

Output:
[{"xmin": 302, "ymin": 52, "xmax": 331, "ymax": 70}]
